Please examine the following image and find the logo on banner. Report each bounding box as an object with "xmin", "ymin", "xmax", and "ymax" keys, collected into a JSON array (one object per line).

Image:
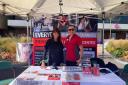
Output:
[{"xmin": 33, "ymin": 32, "xmax": 52, "ymax": 38}]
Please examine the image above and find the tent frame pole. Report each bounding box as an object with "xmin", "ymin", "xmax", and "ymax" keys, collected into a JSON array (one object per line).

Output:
[
  {"xmin": 27, "ymin": 20, "xmax": 29, "ymax": 42},
  {"xmin": 109, "ymin": 17, "xmax": 112, "ymax": 39},
  {"xmin": 30, "ymin": 16, "xmax": 34, "ymax": 42},
  {"xmin": 102, "ymin": 12, "xmax": 105, "ymax": 57},
  {"xmin": 27, "ymin": 14, "xmax": 30, "ymax": 42}
]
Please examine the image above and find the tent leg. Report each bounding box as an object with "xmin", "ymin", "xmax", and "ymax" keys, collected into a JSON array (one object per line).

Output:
[
  {"xmin": 102, "ymin": 12, "xmax": 105, "ymax": 57},
  {"xmin": 30, "ymin": 17, "xmax": 33, "ymax": 42},
  {"xmin": 109, "ymin": 18, "xmax": 112, "ymax": 39},
  {"xmin": 27, "ymin": 20, "xmax": 29, "ymax": 42}
]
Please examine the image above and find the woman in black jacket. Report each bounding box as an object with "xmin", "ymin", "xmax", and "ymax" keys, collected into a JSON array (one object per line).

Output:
[{"xmin": 41, "ymin": 28, "xmax": 64, "ymax": 68}]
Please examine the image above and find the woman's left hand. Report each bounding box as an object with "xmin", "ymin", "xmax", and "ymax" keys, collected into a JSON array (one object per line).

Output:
[
  {"xmin": 41, "ymin": 61, "xmax": 46, "ymax": 69},
  {"xmin": 76, "ymin": 58, "xmax": 82, "ymax": 64}
]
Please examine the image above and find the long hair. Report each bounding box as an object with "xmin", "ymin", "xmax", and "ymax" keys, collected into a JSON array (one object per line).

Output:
[{"xmin": 51, "ymin": 28, "xmax": 61, "ymax": 43}]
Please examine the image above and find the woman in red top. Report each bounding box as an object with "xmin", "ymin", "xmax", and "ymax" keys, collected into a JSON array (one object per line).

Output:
[{"xmin": 65, "ymin": 25, "xmax": 83, "ymax": 66}]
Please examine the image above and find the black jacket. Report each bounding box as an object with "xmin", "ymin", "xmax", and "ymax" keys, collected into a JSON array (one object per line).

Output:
[{"xmin": 43, "ymin": 39, "xmax": 64, "ymax": 66}]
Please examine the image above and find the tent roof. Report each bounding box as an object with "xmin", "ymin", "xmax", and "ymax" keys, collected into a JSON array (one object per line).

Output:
[
  {"xmin": 0, "ymin": 0, "xmax": 38, "ymax": 16},
  {"xmin": 0, "ymin": 0, "xmax": 128, "ymax": 17},
  {"xmin": 36, "ymin": 0, "xmax": 126, "ymax": 14}
]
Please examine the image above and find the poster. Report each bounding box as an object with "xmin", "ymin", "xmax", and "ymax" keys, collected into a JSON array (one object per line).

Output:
[
  {"xmin": 16, "ymin": 43, "xmax": 32, "ymax": 63},
  {"xmin": 32, "ymin": 14, "xmax": 97, "ymax": 65}
]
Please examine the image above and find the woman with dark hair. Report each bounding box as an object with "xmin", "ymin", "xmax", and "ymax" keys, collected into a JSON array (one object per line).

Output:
[{"xmin": 41, "ymin": 28, "xmax": 64, "ymax": 68}]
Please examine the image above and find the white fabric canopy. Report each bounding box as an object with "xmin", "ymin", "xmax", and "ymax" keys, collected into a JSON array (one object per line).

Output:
[
  {"xmin": 0, "ymin": 0, "xmax": 128, "ymax": 17},
  {"xmin": 0, "ymin": 0, "xmax": 38, "ymax": 16}
]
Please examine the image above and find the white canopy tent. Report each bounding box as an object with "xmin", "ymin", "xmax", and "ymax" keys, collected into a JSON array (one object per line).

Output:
[
  {"xmin": 0, "ymin": 0, "xmax": 128, "ymax": 17},
  {"xmin": 0, "ymin": 0, "xmax": 37, "ymax": 16}
]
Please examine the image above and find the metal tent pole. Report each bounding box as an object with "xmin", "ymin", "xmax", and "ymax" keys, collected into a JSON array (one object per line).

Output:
[
  {"xmin": 30, "ymin": 17, "xmax": 34, "ymax": 42},
  {"xmin": 109, "ymin": 13, "xmax": 113, "ymax": 39},
  {"xmin": 27, "ymin": 20, "xmax": 29, "ymax": 42},
  {"xmin": 26, "ymin": 14, "xmax": 29, "ymax": 42},
  {"xmin": 29, "ymin": 17, "xmax": 34, "ymax": 66},
  {"xmin": 29, "ymin": 18, "xmax": 32, "ymax": 40},
  {"xmin": 109, "ymin": 17, "xmax": 112, "ymax": 39},
  {"xmin": 76, "ymin": 13, "xmax": 77, "ymax": 26},
  {"xmin": 102, "ymin": 12, "xmax": 105, "ymax": 57}
]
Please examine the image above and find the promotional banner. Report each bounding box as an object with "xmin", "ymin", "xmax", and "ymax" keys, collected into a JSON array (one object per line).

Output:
[
  {"xmin": 16, "ymin": 43, "xmax": 32, "ymax": 64},
  {"xmin": 32, "ymin": 14, "xmax": 97, "ymax": 65}
]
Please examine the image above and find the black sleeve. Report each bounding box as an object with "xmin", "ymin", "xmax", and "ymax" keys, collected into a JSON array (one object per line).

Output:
[
  {"xmin": 42, "ymin": 39, "xmax": 50, "ymax": 60},
  {"xmin": 60, "ymin": 42, "xmax": 64, "ymax": 49},
  {"xmin": 60, "ymin": 42, "xmax": 65, "ymax": 64}
]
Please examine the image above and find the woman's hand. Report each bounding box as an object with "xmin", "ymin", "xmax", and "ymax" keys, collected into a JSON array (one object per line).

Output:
[
  {"xmin": 41, "ymin": 61, "xmax": 46, "ymax": 69},
  {"xmin": 76, "ymin": 58, "xmax": 82, "ymax": 65},
  {"xmin": 60, "ymin": 63, "xmax": 66, "ymax": 66}
]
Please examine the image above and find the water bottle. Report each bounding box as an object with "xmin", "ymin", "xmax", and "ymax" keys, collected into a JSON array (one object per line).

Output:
[{"xmin": 93, "ymin": 64, "xmax": 100, "ymax": 76}]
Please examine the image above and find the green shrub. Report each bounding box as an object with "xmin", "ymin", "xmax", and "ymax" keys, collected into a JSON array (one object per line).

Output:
[
  {"xmin": 112, "ymin": 48, "xmax": 124, "ymax": 58},
  {"xmin": 106, "ymin": 39, "xmax": 128, "ymax": 58}
]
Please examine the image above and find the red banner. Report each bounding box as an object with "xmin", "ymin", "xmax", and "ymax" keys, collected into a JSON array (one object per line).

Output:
[
  {"xmin": 82, "ymin": 38, "xmax": 97, "ymax": 47},
  {"xmin": 32, "ymin": 38, "xmax": 49, "ymax": 46},
  {"xmin": 32, "ymin": 38, "xmax": 97, "ymax": 47}
]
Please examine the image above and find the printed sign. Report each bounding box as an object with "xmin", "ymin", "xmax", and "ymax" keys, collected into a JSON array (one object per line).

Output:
[{"xmin": 32, "ymin": 14, "xmax": 98, "ymax": 65}]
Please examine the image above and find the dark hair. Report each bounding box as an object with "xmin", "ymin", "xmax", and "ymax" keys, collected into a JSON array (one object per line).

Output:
[
  {"xmin": 68, "ymin": 24, "xmax": 76, "ymax": 29},
  {"xmin": 51, "ymin": 28, "xmax": 61, "ymax": 42}
]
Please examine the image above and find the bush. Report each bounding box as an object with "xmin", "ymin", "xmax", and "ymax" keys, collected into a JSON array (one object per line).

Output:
[
  {"xmin": 112, "ymin": 48, "xmax": 124, "ymax": 58},
  {"xmin": 105, "ymin": 40, "xmax": 115, "ymax": 53},
  {"xmin": 106, "ymin": 39, "xmax": 128, "ymax": 59}
]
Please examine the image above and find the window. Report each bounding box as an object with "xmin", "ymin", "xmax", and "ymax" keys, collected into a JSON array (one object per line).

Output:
[{"xmin": 111, "ymin": 33, "xmax": 116, "ymax": 39}]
